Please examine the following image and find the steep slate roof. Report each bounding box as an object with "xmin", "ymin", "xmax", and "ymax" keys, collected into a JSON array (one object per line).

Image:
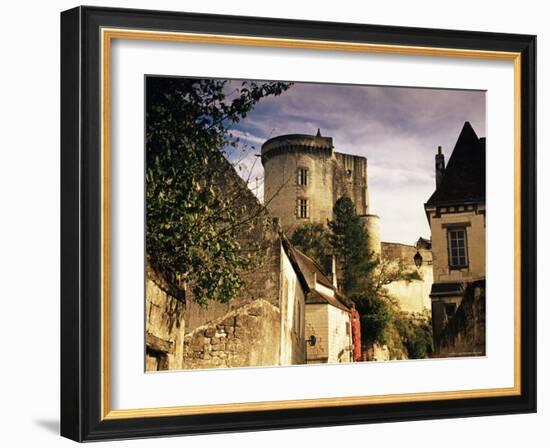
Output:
[
  {"xmin": 291, "ymin": 248, "xmax": 334, "ymax": 290},
  {"xmin": 280, "ymin": 238, "xmax": 311, "ymax": 295},
  {"xmin": 282, "ymin": 242, "xmax": 350, "ymax": 312},
  {"xmin": 426, "ymin": 122, "xmax": 486, "ymax": 207}
]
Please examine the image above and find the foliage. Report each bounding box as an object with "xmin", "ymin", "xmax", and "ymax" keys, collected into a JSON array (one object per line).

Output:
[
  {"xmin": 290, "ymin": 223, "xmax": 332, "ymax": 273},
  {"xmin": 392, "ymin": 311, "xmax": 434, "ymax": 359},
  {"xmin": 350, "ymin": 293, "xmax": 391, "ymax": 345},
  {"xmin": 346, "ymin": 249, "xmax": 426, "ymax": 357},
  {"xmin": 364, "ymin": 258, "xmax": 427, "ymax": 358},
  {"xmin": 327, "ymin": 196, "xmax": 376, "ymax": 294},
  {"xmin": 146, "ymin": 77, "xmax": 291, "ymax": 305},
  {"xmin": 351, "ymin": 293, "xmax": 433, "ymax": 359},
  {"xmin": 364, "ymin": 257, "xmax": 421, "ymax": 299},
  {"xmin": 291, "ymin": 195, "xmax": 429, "ymax": 356}
]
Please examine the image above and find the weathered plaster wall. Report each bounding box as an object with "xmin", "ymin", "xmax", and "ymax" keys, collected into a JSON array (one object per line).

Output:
[
  {"xmin": 382, "ymin": 242, "xmax": 433, "ymax": 313},
  {"xmin": 305, "ymin": 304, "xmax": 329, "ymax": 363},
  {"xmin": 305, "ymin": 303, "xmax": 351, "ymax": 364},
  {"xmin": 327, "ymin": 305, "xmax": 352, "ymax": 363},
  {"xmin": 183, "ymin": 299, "xmax": 281, "ymax": 369},
  {"xmin": 279, "ymin": 245, "xmax": 306, "ymax": 365},
  {"xmin": 429, "ymin": 207, "xmax": 486, "ymax": 284},
  {"xmin": 145, "ymin": 269, "xmax": 186, "ymax": 371},
  {"xmin": 385, "ymin": 276, "xmax": 433, "ymax": 313}
]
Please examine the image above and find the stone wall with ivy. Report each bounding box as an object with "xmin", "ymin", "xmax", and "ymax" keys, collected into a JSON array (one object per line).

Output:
[{"xmin": 183, "ymin": 155, "xmax": 283, "ymax": 333}]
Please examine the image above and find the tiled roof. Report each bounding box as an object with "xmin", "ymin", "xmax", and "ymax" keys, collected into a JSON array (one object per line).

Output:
[{"xmin": 290, "ymin": 247, "xmax": 334, "ymax": 290}]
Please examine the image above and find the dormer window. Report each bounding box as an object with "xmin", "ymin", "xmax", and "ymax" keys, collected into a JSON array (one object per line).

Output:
[{"xmin": 297, "ymin": 167, "xmax": 309, "ymax": 186}]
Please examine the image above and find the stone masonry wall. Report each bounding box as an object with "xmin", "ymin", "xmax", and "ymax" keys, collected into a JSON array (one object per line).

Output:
[
  {"xmin": 183, "ymin": 154, "xmax": 282, "ymax": 333},
  {"xmin": 261, "ymin": 134, "xmax": 368, "ymax": 235},
  {"xmin": 183, "ymin": 299, "xmax": 281, "ymax": 369},
  {"xmin": 145, "ymin": 267, "xmax": 186, "ymax": 371}
]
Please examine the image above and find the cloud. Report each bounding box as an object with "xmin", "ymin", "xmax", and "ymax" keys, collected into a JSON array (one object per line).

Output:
[
  {"xmin": 230, "ymin": 129, "xmax": 266, "ymax": 147},
  {"xmin": 225, "ymin": 80, "xmax": 485, "ymax": 243}
]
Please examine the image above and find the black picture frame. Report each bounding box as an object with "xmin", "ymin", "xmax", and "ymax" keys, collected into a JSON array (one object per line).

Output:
[{"xmin": 61, "ymin": 5, "xmax": 536, "ymax": 442}]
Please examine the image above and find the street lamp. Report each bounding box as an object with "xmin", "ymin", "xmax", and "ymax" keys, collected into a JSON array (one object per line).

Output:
[
  {"xmin": 414, "ymin": 250, "xmax": 423, "ymax": 269},
  {"xmin": 306, "ymin": 335, "xmax": 317, "ymax": 346}
]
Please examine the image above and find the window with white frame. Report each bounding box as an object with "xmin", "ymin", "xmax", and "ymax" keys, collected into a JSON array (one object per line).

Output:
[
  {"xmin": 447, "ymin": 228, "xmax": 468, "ymax": 268},
  {"xmin": 297, "ymin": 198, "xmax": 309, "ymax": 219},
  {"xmin": 297, "ymin": 167, "xmax": 309, "ymax": 186}
]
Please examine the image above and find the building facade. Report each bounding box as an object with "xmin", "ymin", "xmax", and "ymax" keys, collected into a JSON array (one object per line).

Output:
[
  {"xmin": 285, "ymin": 246, "xmax": 354, "ymax": 364},
  {"xmin": 424, "ymin": 122, "xmax": 486, "ymax": 351}
]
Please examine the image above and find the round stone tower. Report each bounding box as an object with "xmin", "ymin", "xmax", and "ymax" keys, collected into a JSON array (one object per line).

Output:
[
  {"xmin": 362, "ymin": 214, "xmax": 382, "ymax": 256},
  {"xmin": 261, "ymin": 130, "xmax": 370, "ymax": 235},
  {"xmin": 261, "ymin": 131, "xmax": 337, "ymax": 232}
]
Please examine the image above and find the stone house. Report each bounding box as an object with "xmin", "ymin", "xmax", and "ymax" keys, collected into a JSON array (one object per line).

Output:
[{"xmin": 424, "ymin": 121, "xmax": 486, "ymax": 351}]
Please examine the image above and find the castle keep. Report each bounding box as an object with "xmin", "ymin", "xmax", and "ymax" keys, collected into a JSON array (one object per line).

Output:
[{"xmin": 261, "ymin": 130, "xmax": 381, "ymax": 255}]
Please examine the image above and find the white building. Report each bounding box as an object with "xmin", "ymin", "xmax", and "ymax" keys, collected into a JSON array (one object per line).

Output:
[{"xmin": 284, "ymin": 245, "xmax": 353, "ymax": 364}]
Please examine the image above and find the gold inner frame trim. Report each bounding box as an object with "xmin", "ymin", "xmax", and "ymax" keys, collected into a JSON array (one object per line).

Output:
[{"xmin": 100, "ymin": 27, "xmax": 522, "ymax": 421}]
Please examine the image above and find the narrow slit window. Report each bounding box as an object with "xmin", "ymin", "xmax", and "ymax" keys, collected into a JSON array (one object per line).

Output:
[
  {"xmin": 297, "ymin": 199, "xmax": 309, "ymax": 219},
  {"xmin": 297, "ymin": 167, "xmax": 309, "ymax": 186}
]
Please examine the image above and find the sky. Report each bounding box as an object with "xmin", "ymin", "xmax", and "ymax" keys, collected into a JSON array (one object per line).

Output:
[{"xmin": 225, "ymin": 80, "xmax": 486, "ymax": 245}]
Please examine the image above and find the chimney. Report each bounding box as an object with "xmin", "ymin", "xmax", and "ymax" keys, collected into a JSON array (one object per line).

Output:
[
  {"xmin": 435, "ymin": 146, "xmax": 445, "ymax": 189},
  {"xmin": 331, "ymin": 255, "xmax": 338, "ymax": 290}
]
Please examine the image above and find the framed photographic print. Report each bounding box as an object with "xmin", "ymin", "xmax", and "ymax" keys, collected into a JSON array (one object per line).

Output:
[{"xmin": 60, "ymin": 6, "xmax": 537, "ymax": 442}]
